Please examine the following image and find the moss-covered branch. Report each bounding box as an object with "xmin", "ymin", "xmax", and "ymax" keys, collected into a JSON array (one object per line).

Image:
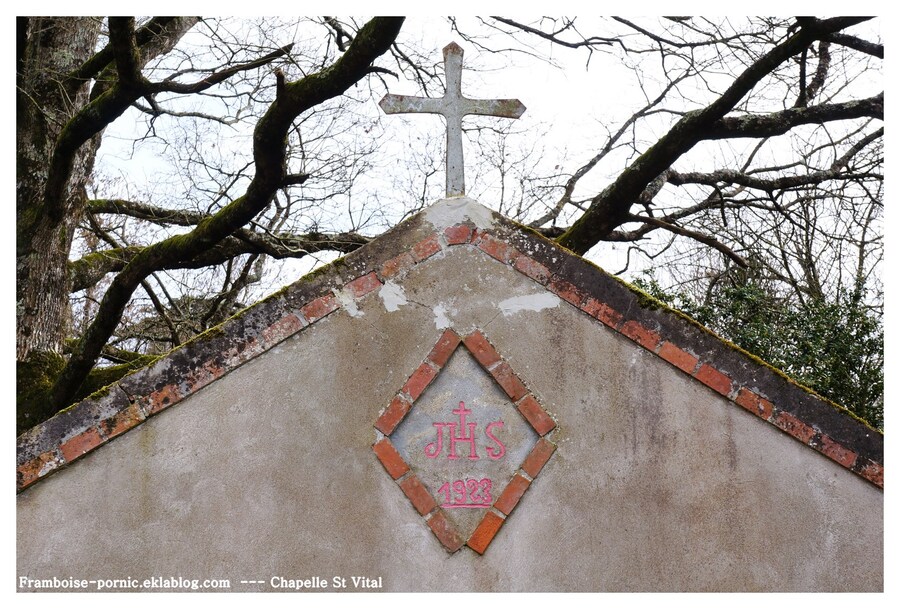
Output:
[
  {"xmin": 704, "ymin": 94, "xmax": 882, "ymax": 140},
  {"xmin": 43, "ymin": 18, "xmax": 198, "ymax": 224},
  {"xmin": 66, "ymin": 17, "xmax": 185, "ymax": 91},
  {"xmin": 824, "ymin": 31, "xmax": 883, "ymax": 58},
  {"xmin": 69, "ymin": 231, "xmax": 369, "ymax": 292},
  {"xmin": 88, "ymin": 198, "xmax": 218, "ymax": 226}
]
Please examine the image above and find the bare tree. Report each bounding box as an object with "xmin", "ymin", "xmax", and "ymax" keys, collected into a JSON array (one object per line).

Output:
[
  {"xmin": 458, "ymin": 18, "xmax": 881, "ymax": 252},
  {"xmin": 452, "ymin": 17, "xmax": 881, "ymax": 424},
  {"xmin": 17, "ymin": 16, "xmax": 404, "ymax": 430},
  {"xmin": 17, "ymin": 16, "xmax": 882, "ymax": 431}
]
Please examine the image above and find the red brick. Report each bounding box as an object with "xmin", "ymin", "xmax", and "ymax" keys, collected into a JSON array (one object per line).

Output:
[
  {"xmin": 658, "ymin": 342, "xmax": 698, "ymax": 374},
  {"xmin": 345, "ymin": 272, "xmax": 382, "ymax": 298},
  {"xmin": 401, "ymin": 362, "xmax": 438, "ymax": 401},
  {"xmin": 774, "ymin": 412, "xmax": 816, "ymax": 444},
  {"xmin": 426, "ymin": 511, "xmax": 464, "ymax": 552},
  {"xmin": 463, "ymin": 331, "xmax": 501, "ymax": 369},
  {"xmin": 580, "ymin": 297, "xmax": 604, "ymax": 318},
  {"xmin": 734, "ymin": 388, "xmax": 773, "ymax": 420},
  {"xmin": 521, "ymin": 438, "xmax": 556, "ymax": 478},
  {"xmin": 147, "ymin": 383, "xmax": 182, "ymax": 415},
  {"xmin": 301, "ymin": 294, "xmax": 339, "ymax": 323},
  {"xmin": 858, "ymin": 460, "xmax": 884, "ymax": 488},
  {"xmin": 549, "ymin": 277, "xmax": 585, "ymax": 307},
  {"xmin": 261, "ymin": 313, "xmax": 305, "ymax": 345},
  {"xmin": 59, "ymin": 427, "xmax": 104, "ymax": 463},
  {"xmin": 186, "ymin": 360, "xmax": 225, "ymax": 393},
  {"xmin": 399, "ymin": 474, "xmax": 438, "ymax": 515},
  {"xmin": 817, "ymin": 434, "xmax": 858, "ymax": 468},
  {"xmin": 582, "ymin": 297, "xmax": 623, "ymax": 328},
  {"xmin": 494, "ymin": 474, "xmax": 531, "ymax": 516},
  {"xmin": 221, "ymin": 334, "xmax": 264, "ymax": 369},
  {"xmin": 427, "ymin": 329, "xmax": 461, "ymax": 368},
  {"xmin": 477, "ymin": 233, "xmax": 516, "ymax": 264},
  {"xmin": 380, "ymin": 251, "xmax": 416, "ymax": 280},
  {"xmin": 375, "ymin": 395, "xmax": 412, "ymax": 436},
  {"xmin": 17, "ymin": 452, "xmax": 62, "ymax": 490},
  {"xmin": 620, "ymin": 320, "xmax": 661, "ymax": 351},
  {"xmin": 373, "ymin": 438, "xmax": 409, "ymax": 480},
  {"xmin": 694, "ymin": 363, "xmax": 733, "ymax": 397},
  {"xmin": 490, "ymin": 362, "xmax": 528, "ymax": 401},
  {"xmin": 516, "ymin": 394, "xmax": 556, "ymax": 436},
  {"xmin": 412, "ymin": 234, "xmax": 442, "ymax": 261},
  {"xmin": 225, "ymin": 336, "xmax": 264, "ymax": 367},
  {"xmin": 513, "ymin": 255, "xmax": 551, "ymax": 285},
  {"xmin": 100, "ymin": 403, "xmax": 146, "ymax": 440},
  {"xmin": 467, "ymin": 511, "xmax": 504, "ymax": 555},
  {"xmin": 444, "ymin": 224, "xmax": 473, "ymax": 245}
]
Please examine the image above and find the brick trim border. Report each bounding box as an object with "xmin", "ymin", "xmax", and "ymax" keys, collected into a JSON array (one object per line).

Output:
[
  {"xmin": 17, "ymin": 210, "xmax": 883, "ymax": 494},
  {"xmin": 373, "ymin": 329, "xmax": 557, "ymax": 554},
  {"xmin": 473, "ymin": 224, "xmax": 883, "ymax": 489}
]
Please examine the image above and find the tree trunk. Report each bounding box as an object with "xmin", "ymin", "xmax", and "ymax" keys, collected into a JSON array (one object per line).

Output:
[
  {"xmin": 17, "ymin": 17, "xmax": 103, "ymax": 430},
  {"xmin": 17, "ymin": 17, "xmax": 102, "ymax": 360}
]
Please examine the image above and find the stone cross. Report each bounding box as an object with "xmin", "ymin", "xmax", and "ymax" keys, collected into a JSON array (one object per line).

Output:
[{"xmin": 379, "ymin": 42, "xmax": 526, "ymax": 198}]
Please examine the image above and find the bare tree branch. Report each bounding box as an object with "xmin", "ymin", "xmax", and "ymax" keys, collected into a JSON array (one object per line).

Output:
[
  {"xmin": 824, "ymin": 31, "xmax": 883, "ymax": 58},
  {"xmin": 667, "ymin": 127, "xmax": 882, "ymax": 191},
  {"xmin": 43, "ymin": 18, "xmax": 198, "ymax": 223},
  {"xmin": 66, "ymin": 17, "xmax": 189, "ymax": 91},
  {"xmin": 491, "ymin": 17, "xmax": 620, "ymax": 50},
  {"xmin": 557, "ymin": 17, "xmax": 874, "ymax": 254},
  {"xmin": 132, "ymin": 98, "xmax": 241, "ymax": 125},
  {"xmin": 70, "ymin": 225, "xmax": 370, "ymax": 293},
  {"xmin": 50, "ymin": 16, "xmax": 405, "ymax": 410},
  {"xmin": 623, "ymin": 213, "xmax": 748, "ymax": 267},
  {"xmin": 707, "ymin": 93, "xmax": 882, "ymax": 140},
  {"xmin": 529, "ymin": 76, "xmax": 686, "ymax": 228},
  {"xmin": 612, "ymin": 16, "xmax": 749, "ymax": 48},
  {"xmin": 150, "ymin": 44, "xmax": 293, "ymax": 94}
]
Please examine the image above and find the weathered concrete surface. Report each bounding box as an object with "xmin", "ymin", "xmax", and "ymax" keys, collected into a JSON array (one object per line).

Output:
[{"xmin": 17, "ymin": 242, "xmax": 882, "ymax": 592}]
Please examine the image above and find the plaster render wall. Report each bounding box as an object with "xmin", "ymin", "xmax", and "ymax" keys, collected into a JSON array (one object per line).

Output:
[{"xmin": 17, "ymin": 246, "xmax": 883, "ymax": 592}]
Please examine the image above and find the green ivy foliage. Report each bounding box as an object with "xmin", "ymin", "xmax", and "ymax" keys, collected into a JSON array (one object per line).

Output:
[{"xmin": 634, "ymin": 274, "xmax": 883, "ymax": 430}]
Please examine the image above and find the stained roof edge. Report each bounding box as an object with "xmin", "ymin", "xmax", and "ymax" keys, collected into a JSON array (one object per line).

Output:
[
  {"xmin": 17, "ymin": 199, "xmax": 883, "ymax": 492},
  {"xmin": 491, "ymin": 215, "xmax": 883, "ymax": 465}
]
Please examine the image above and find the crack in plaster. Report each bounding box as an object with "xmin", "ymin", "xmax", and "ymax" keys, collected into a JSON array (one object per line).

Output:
[{"xmin": 362, "ymin": 317, "xmax": 388, "ymax": 339}]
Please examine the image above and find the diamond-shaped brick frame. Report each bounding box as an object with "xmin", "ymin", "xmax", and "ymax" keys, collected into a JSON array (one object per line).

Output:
[{"xmin": 372, "ymin": 328, "xmax": 557, "ymax": 554}]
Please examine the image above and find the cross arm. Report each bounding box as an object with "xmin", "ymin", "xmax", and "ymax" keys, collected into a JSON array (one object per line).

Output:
[
  {"xmin": 463, "ymin": 98, "xmax": 526, "ymax": 119},
  {"xmin": 379, "ymin": 93, "xmax": 446, "ymax": 115}
]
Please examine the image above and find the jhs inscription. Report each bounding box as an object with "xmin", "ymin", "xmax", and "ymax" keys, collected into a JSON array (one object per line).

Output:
[{"xmin": 425, "ymin": 401, "xmax": 505, "ymax": 510}]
